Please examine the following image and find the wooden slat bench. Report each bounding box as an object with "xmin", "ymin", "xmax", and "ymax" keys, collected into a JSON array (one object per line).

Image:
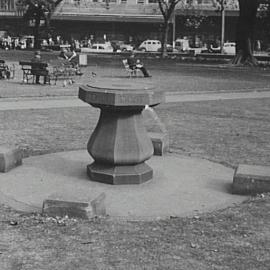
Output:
[
  {"xmin": 19, "ymin": 60, "xmax": 79, "ymax": 85},
  {"xmin": 48, "ymin": 59, "xmax": 77, "ymax": 85},
  {"xmin": 19, "ymin": 61, "xmax": 49, "ymax": 84}
]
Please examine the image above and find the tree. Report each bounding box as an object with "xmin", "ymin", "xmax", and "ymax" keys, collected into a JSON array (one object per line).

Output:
[
  {"xmin": 157, "ymin": 0, "xmax": 215, "ymax": 57},
  {"xmin": 211, "ymin": 0, "xmax": 270, "ymax": 66},
  {"xmin": 158, "ymin": 0, "xmax": 184, "ymax": 57},
  {"xmin": 231, "ymin": 0, "xmax": 260, "ymax": 66},
  {"xmin": 17, "ymin": 0, "xmax": 63, "ymax": 49}
]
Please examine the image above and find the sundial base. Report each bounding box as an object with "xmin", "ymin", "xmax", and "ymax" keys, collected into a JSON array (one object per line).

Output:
[{"xmin": 87, "ymin": 162, "xmax": 153, "ymax": 185}]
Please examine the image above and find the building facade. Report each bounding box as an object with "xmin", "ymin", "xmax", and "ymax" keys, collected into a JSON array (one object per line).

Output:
[{"xmin": 0, "ymin": 0, "xmax": 240, "ymax": 46}]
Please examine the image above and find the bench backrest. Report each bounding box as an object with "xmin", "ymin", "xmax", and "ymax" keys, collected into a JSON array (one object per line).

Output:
[{"xmin": 19, "ymin": 61, "xmax": 48, "ymax": 68}]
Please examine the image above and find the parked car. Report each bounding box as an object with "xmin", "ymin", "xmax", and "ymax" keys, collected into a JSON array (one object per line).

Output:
[
  {"xmin": 209, "ymin": 42, "xmax": 236, "ymax": 54},
  {"xmin": 223, "ymin": 42, "xmax": 236, "ymax": 54},
  {"xmin": 175, "ymin": 38, "xmax": 190, "ymax": 52},
  {"xmin": 138, "ymin": 40, "xmax": 161, "ymax": 52},
  {"xmin": 111, "ymin": 41, "xmax": 134, "ymax": 52},
  {"xmin": 81, "ymin": 42, "xmax": 114, "ymax": 53}
]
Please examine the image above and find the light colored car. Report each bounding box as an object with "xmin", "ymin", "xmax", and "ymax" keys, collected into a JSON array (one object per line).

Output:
[
  {"xmin": 117, "ymin": 41, "xmax": 134, "ymax": 52},
  {"xmin": 138, "ymin": 39, "xmax": 161, "ymax": 52},
  {"xmin": 175, "ymin": 38, "xmax": 190, "ymax": 52},
  {"xmin": 210, "ymin": 42, "xmax": 236, "ymax": 54},
  {"xmin": 223, "ymin": 42, "xmax": 236, "ymax": 54},
  {"xmin": 81, "ymin": 43, "xmax": 114, "ymax": 53}
]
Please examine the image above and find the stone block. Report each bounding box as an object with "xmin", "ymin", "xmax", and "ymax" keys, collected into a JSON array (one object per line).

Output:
[
  {"xmin": 148, "ymin": 132, "xmax": 169, "ymax": 156},
  {"xmin": 0, "ymin": 146, "xmax": 22, "ymax": 173},
  {"xmin": 42, "ymin": 192, "xmax": 106, "ymax": 219},
  {"xmin": 232, "ymin": 164, "xmax": 270, "ymax": 195}
]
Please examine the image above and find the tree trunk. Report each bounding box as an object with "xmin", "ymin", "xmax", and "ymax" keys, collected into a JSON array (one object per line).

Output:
[
  {"xmin": 161, "ymin": 21, "xmax": 169, "ymax": 58},
  {"xmin": 232, "ymin": 0, "xmax": 260, "ymax": 66}
]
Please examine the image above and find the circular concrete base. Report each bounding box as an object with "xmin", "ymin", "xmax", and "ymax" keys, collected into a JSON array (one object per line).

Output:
[{"xmin": 0, "ymin": 150, "xmax": 248, "ymax": 220}]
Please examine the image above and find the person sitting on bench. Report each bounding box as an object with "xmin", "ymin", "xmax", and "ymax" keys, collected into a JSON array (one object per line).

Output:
[
  {"xmin": 58, "ymin": 48, "xmax": 69, "ymax": 60},
  {"xmin": 58, "ymin": 47, "xmax": 83, "ymax": 76},
  {"xmin": 127, "ymin": 51, "xmax": 151, "ymax": 78},
  {"xmin": 31, "ymin": 51, "xmax": 49, "ymax": 84}
]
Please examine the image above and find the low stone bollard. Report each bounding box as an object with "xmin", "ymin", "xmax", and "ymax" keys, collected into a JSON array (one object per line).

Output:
[
  {"xmin": 42, "ymin": 192, "xmax": 106, "ymax": 219},
  {"xmin": 0, "ymin": 146, "xmax": 22, "ymax": 173},
  {"xmin": 233, "ymin": 164, "xmax": 270, "ymax": 195},
  {"xmin": 148, "ymin": 132, "xmax": 169, "ymax": 156}
]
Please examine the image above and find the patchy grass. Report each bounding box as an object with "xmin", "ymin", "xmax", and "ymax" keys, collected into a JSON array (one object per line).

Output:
[
  {"xmin": 0, "ymin": 194, "xmax": 269, "ymax": 270},
  {"xmin": 1, "ymin": 98, "xmax": 270, "ymax": 168},
  {"xmin": 158, "ymin": 98, "xmax": 270, "ymax": 168},
  {"xmin": 1, "ymin": 54, "xmax": 270, "ymax": 99},
  {"xmin": 1, "ymin": 55, "xmax": 270, "ymax": 268},
  {"xmin": 0, "ymin": 96, "xmax": 270, "ymax": 269}
]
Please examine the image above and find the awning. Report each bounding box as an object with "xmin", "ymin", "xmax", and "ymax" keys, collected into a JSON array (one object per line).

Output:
[{"xmin": 52, "ymin": 13, "xmax": 164, "ymax": 23}]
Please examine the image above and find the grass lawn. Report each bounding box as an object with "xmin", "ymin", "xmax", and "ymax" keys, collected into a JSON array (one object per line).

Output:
[
  {"xmin": 0, "ymin": 195, "xmax": 269, "ymax": 270},
  {"xmin": 0, "ymin": 97, "xmax": 270, "ymax": 269},
  {"xmin": 1, "ymin": 98, "xmax": 270, "ymax": 168},
  {"xmin": 1, "ymin": 51, "xmax": 270, "ymax": 99},
  {"xmin": 0, "ymin": 53, "xmax": 269, "ymax": 269}
]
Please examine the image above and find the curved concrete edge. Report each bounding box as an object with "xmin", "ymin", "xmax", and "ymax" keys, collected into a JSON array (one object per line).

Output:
[
  {"xmin": 0, "ymin": 190, "xmax": 41, "ymax": 213},
  {"xmin": 0, "ymin": 150, "xmax": 249, "ymax": 220}
]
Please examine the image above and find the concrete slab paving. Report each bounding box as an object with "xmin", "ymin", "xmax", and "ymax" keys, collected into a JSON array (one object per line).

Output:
[{"xmin": 0, "ymin": 150, "xmax": 248, "ymax": 220}]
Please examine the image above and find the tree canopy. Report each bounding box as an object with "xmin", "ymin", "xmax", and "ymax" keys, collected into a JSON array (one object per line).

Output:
[{"xmin": 17, "ymin": 0, "xmax": 63, "ymax": 48}]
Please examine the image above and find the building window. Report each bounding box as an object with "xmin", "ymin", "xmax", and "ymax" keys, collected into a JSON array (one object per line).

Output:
[
  {"xmin": 121, "ymin": 0, "xmax": 126, "ymax": 3},
  {"xmin": 148, "ymin": 0, "xmax": 157, "ymax": 3},
  {"xmin": 137, "ymin": 0, "xmax": 144, "ymax": 4}
]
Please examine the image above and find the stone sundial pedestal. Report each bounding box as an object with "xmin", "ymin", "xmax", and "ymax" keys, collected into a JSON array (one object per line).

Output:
[{"xmin": 79, "ymin": 78, "xmax": 164, "ymax": 185}]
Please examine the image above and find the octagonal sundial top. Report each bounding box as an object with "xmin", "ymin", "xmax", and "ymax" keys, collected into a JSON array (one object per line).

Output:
[{"xmin": 78, "ymin": 78, "xmax": 164, "ymax": 107}]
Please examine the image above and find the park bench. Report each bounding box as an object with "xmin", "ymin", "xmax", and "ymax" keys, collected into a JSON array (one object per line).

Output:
[
  {"xmin": 19, "ymin": 60, "xmax": 78, "ymax": 85},
  {"xmin": 48, "ymin": 59, "xmax": 77, "ymax": 85},
  {"xmin": 19, "ymin": 61, "xmax": 49, "ymax": 84},
  {"xmin": 0, "ymin": 60, "xmax": 15, "ymax": 79}
]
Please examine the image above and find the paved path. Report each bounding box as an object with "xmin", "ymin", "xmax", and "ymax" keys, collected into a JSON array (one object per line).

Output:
[{"xmin": 0, "ymin": 89, "xmax": 270, "ymax": 111}]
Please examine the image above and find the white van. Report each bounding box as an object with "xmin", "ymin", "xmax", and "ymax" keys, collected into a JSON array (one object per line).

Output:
[
  {"xmin": 175, "ymin": 38, "xmax": 190, "ymax": 52},
  {"xmin": 138, "ymin": 40, "xmax": 161, "ymax": 52}
]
